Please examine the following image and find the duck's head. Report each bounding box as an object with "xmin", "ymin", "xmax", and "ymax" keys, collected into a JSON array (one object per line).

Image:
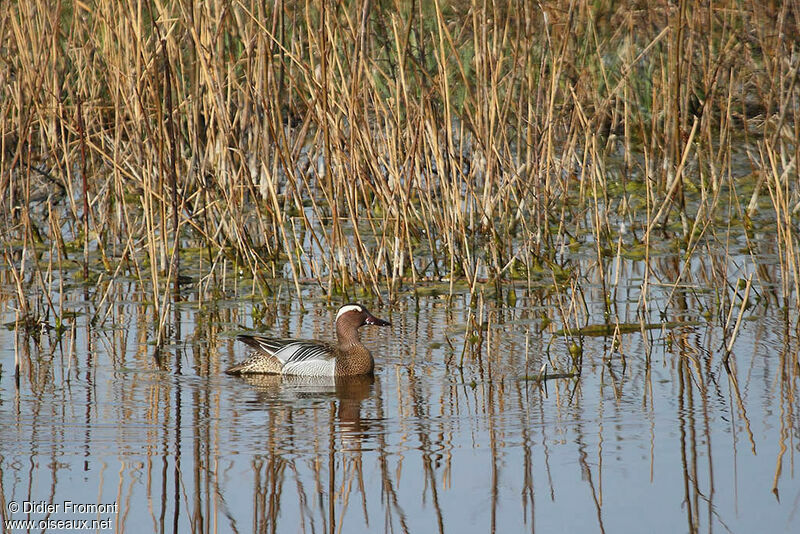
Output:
[{"xmin": 336, "ymin": 303, "xmax": 391, "ymax": 329}]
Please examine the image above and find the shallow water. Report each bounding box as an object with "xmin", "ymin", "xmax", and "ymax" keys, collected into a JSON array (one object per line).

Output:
[{"xmin": 1, "ymin": 251, "xmax": 798, "ymax": 533}]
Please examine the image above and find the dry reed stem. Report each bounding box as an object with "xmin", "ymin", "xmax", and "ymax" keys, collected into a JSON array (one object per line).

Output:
[{"xmin": 0, "ymin": 0, "xmax": 797, "ymax": 338}]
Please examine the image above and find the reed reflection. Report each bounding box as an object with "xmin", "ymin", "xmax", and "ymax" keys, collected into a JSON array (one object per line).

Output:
[
  {"xmin": 1, "ymin": 252, "xmax": 798, "ymax": 534},
  {"xmin": 232, "ymin": 374, "xmax": 383, "ymax": 533}
]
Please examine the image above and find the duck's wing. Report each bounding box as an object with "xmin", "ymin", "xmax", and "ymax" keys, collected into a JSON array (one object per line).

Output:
[
  {"xmin": 236, "ymin": 335, "xmax": 298, "ymax": 356},
  {"xmin": 232, "ymin": 335, "xmax": 337, "ymax": 376},
  {"xmin": 236, "ymin": 335, "xmax": 335, "ymax": 362}
]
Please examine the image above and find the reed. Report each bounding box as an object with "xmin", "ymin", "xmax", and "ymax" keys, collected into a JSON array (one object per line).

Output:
[{"xmin": 0, "ymin": 0, "xmax": 798, "ymax": 335}]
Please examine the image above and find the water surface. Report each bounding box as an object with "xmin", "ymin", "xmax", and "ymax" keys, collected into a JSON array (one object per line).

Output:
[{"xmin": 1, "ymin": 252, "xmax": 798, "ymax": 533}]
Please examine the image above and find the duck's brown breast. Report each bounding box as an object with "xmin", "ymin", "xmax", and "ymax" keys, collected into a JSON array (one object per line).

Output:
[{"xmin": 333, "ymin": 345, "xmax": 375, "ymax": 376}]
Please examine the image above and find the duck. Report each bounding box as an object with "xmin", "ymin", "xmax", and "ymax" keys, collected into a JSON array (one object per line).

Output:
[{"xmin": 226, "ymin": 303, "xmax": 391, "ymax": 376}]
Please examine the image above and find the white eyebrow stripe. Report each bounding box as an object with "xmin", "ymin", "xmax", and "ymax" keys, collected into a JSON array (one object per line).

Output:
[{"xmin": 336, "ymin": 304, "xmax": 363, "ymax": 321}]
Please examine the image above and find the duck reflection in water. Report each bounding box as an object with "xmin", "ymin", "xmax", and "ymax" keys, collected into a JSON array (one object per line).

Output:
[
  {"xmin": 231, "ymin": 373, "xmax": 395, "ymax": 532},
  {"xmin": 234, "ymin": 373, "xmax": 379, "ymax": 450}
]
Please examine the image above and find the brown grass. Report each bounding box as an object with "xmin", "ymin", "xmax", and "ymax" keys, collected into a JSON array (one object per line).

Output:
[{"xmin": 1, "ymin": 0, "xmax": 798, "ymax": 337}]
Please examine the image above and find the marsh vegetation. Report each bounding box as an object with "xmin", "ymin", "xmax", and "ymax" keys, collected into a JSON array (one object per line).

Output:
[{"xmin": 1, "ymin": 1, "xmax": 798, "ymax": 532}]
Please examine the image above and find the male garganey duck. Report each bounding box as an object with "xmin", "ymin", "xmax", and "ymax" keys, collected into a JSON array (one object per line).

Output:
[{"xmin": 226, "ymin": 303, "xmax": 391, "ymax": 376}]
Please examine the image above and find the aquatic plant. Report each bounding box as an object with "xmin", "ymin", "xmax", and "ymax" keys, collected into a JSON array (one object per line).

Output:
[{"xmin": 1, "ymin": 0, "xmax": 798, "ymax": 340}]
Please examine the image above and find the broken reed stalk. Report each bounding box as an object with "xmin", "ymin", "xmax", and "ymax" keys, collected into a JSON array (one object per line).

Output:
[
  {"xmin": 77, "ymin": 99, "xmax": 89, "ymax": 283},
  {"xmin": 724, "ymin": 274, "xmax": 752, "ymax": 359},
  {"xmin": 763, "ymin": 142, "xmax": 800, "ymax": 309},
  {"xmin": 162, "ymin": 38, "xmax": 181, "ymax": 300}
]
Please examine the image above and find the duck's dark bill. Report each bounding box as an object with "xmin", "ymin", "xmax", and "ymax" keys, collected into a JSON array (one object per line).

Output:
[{"xmin": 365, "ymin": 313, "xmax": 391, "ymax": 326}]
